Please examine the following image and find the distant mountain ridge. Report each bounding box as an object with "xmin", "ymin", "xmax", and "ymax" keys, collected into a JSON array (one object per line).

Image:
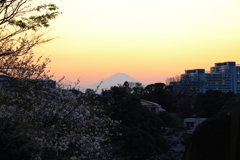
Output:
[{"xmin": 81, "ymin": 73, "xmax": 145, "ymax": 93}]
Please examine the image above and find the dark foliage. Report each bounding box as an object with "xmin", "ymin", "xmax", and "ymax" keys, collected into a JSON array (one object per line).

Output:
[
  {"xmin": 100, "ymin": 84, "xmax": 169, "ymax": 160},
  {"xmin": 193, "ymin": 90, "xmax": 238, "ymax": 118},
  {"xmin": 141, "ymin": 83, "xmax": 174, "ymax": 111},
  {"xmin": 0, "ymin": 118, "xmax": 40, "ymax": 160},
  {"xmin": 183, "ymin": 101, "xmax": 240, "ymax": 160},
  {"xmin": 157, "ymin": 111, "xmax": 183, "ymax": 129}
]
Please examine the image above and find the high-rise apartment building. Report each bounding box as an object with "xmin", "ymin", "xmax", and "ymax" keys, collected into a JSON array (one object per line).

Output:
[{"xmin": 176, "ymin": 62, "xmax": 240, "ymax": 94}]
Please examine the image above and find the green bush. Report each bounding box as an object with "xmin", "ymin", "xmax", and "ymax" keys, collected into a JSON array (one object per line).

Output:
[{"xmin": 157, "ymin": 111, "xmax": 183, "ymax": 129}]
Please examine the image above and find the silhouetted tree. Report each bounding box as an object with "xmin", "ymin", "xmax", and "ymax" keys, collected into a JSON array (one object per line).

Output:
[
  {"xmin": 193, "ymin": 90, "xmax": 237, "ymax": 118},
  {"xmin": 0, "ymin": 0, "xmax": 61, "ymax": 79},
  {"xmin": 183, "ymin": 100, "xmax": 240, "ymax": 160},
  {"xmin": 141, "ymin": 83, "xmax": 174, "ymax": 112},
  {"xmin": 100, "ymin": 84, "xmax": 169, "ymax": 160}
]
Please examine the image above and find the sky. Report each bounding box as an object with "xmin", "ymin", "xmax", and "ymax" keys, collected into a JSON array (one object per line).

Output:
[{"xmin": 34, "ymin": 0, "xmax": 240, "ymax": 86}]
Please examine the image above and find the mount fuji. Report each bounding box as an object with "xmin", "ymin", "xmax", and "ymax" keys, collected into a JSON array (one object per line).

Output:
[{"xmin": 81, "ymin": 73, "xmax": 146, "ymax": 93}]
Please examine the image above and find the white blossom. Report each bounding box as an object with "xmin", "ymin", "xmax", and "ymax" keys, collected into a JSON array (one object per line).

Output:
[{"xmin": 0, "ymin": 78, "xmax": 119, "ymax": 159}]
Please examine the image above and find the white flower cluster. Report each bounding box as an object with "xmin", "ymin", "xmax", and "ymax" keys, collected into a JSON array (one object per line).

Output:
[{"xmin": 0, "ymin": 80, "xmax": 119, "ymax": 159}]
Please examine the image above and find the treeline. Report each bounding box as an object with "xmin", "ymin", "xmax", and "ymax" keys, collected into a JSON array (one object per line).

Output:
[
  {"xmin": 83, "ymin": 81, "xmax": 240, "ymax": 159},
  {"xmin": 98, "ymin": 81, "xmax": 240, "ymax": 119},
  {"xmin": 1, "ymin": 81, "xmax": 237, "ymax": 159}
]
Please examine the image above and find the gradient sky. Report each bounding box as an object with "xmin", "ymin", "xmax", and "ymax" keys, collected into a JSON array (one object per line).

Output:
[{"xmin": 34, "ymin": 0, "xmax": 240, "ymax": 86}]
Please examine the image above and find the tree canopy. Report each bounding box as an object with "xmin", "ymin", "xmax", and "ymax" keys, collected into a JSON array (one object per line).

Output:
[
  {"xmin": 99, "ymin": 84, "xmax": 170, "ymax": 159},
  {"xmin": 0, "ymin": 0, "xmax": 61, "ymax": 79},
  {"xmin": 0, "ymin": 1, "xmax": 120, "ymax": 159}
]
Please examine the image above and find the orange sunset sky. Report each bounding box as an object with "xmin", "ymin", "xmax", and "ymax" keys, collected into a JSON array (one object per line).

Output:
[{"xmin": 34, "ymin": 0, "xmax": 240, "ymax": 86}]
